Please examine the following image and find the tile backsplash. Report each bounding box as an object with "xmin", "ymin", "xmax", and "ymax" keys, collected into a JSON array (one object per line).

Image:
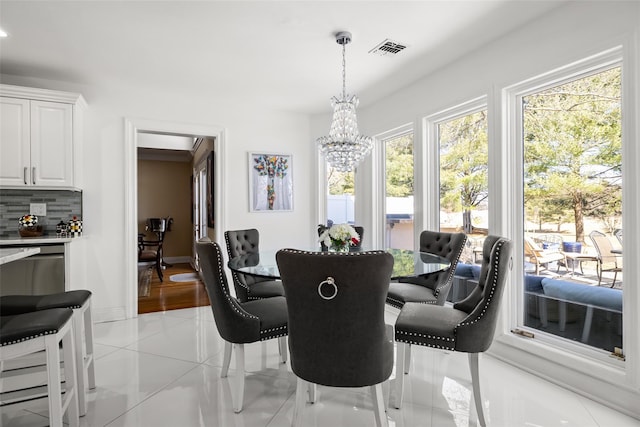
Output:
[{"xmin": 0, "ymin": 189, "xmax": 82, "ymax": 238}]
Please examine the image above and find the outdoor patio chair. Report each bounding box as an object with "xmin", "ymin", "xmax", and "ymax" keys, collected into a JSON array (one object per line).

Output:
[
  {"xmin": 589, "ymin": 230, "xmax": 623, "ymax": 287},
  {"xmin": 524, "ymin": 236, "xmax": 566, "ymax": 275}
]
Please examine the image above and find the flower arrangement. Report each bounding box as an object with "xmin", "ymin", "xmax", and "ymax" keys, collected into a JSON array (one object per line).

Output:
[{"xmin": 318, "ymin": 223, "xmax": 360, "ymax": 252}]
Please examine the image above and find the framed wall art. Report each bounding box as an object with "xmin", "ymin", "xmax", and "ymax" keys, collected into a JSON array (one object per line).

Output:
[{"xmin": 249, "ymin": 153, "xmax": 293, "ymax": 212}]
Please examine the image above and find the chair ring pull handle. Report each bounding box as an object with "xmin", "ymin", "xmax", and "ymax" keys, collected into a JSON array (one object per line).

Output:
[{"xmin": 318, "ymin": 276, "xmax": 338, "ymax": 300}]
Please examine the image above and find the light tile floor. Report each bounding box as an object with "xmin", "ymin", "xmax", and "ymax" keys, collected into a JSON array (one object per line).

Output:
[{"xmin": 2, "ymin": 306, "xmax": 638, "ymax": 427}]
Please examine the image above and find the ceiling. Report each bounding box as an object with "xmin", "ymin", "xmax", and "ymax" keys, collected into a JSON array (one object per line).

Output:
[{"xmin": 0, "ymin": 1, "xmax": 567, "ymax": 115}]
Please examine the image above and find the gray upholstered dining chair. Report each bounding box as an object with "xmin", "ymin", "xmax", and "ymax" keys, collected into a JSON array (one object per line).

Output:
[
  {"xmin": 224, "ymin": 228, "xmax": 285, "ymax": 301},
  {"xmin": 393, "ymin": 235, "xmax": 512, "ymax": 427},
  {"xmin": 276, "ymin": 249, "xmax": 394, "ymax": 427},
  {"xmin": 196, "ymin": 239, "xmax": 288, "ymax": 413},
  {"xmin": 386, "ymin": 230, "xmax": 467, "ymax": 308}
]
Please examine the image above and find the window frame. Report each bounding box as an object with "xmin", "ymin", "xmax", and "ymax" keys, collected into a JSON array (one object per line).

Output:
[
  {"xmin": 498, "ymin": 46, "xmax": 636, "ymax": 385},
  {"xmin": 424, "ymin": 97, "xmax": 488, "ymax": 233}
]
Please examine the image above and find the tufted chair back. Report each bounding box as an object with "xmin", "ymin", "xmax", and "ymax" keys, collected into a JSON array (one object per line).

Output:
[
  {"xmin": 276, "ymin": 249, "xmax": 394, "ymax": 388},
  {"xmin": 224, "ymin": 229, "xmax": 267, "ymax": 301},
  {"xmin": 398, "ymin": 230, "xmax": 467, "ymax": 305},
  {"xmin": 452, "ymin": 235, "xmax": 512, "ymax": 353}
]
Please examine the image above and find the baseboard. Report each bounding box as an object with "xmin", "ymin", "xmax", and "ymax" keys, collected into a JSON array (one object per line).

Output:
[
  {"xmin": 93, "ymin": 306, "xmax": 127, "ymax": 323},
  {"xmin": 164, "ymin": 256, "xmax": 192, "ymax": 264}
]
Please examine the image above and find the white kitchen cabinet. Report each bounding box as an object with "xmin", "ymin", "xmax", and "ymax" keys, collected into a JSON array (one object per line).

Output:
[{"xmin": 0, "ymin": 85, "xmax": 86, "ymax": 189}]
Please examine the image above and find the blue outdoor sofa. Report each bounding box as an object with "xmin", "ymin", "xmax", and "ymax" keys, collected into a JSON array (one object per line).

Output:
[
  {"xmin": 452, "ymin": 264, "xmax": 622, "ymax": 344},
  {"xmin": 525, "ymin": 275, "xmax": 622, "ymax": 343}
]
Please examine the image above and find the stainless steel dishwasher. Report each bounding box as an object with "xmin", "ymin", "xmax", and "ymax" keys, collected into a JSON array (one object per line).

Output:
[{"xmin": 0, "ymin": 244, "xmax": 65, "ymax": 296}]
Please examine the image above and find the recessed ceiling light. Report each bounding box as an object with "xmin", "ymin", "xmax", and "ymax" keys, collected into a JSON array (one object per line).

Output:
[{"xmin": 0, "ymin": 28, "xmax": 8, "ymax": 38}]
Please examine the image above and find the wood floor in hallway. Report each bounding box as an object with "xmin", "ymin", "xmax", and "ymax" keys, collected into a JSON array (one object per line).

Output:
[{"xmin": 137, "ymin": 262, "xmax": 210, "ymax": 314}]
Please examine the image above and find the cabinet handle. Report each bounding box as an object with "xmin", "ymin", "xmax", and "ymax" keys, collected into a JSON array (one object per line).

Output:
[
  {"xmin": 32, "ymin": 167, "xmax": 36, "ymax": 185},
  {"xmin": 24, "ymin": 167, "xmax": 28, "ymax": 185}
]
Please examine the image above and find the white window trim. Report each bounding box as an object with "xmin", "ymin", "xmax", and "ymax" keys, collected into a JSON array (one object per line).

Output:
[
  {"xmin": 492, "ymin": 45, "xmax": 640, "ymax": 412},
  {"xmin": 372, "ymin": 124, "xmax": 414, "ymax": 250},
  {"xmin": 423, "ymin": 96, "xmax": 488, "ymax": 233}
]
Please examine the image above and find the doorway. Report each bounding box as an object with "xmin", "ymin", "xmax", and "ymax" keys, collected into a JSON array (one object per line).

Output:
[
  {"xmin": 137, "ymin": 136, "xmax": 207, "ymax": 314},
  {"xmin": 124, "ymin": 118, "xmax": 226, "ymax": 319}
]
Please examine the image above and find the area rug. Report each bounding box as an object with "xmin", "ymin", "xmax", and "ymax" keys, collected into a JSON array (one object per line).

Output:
[
  {"xmin": 169, "ymin": 272, "xmax": 200, "ymax": 282},
  {"xmin": 138, "ymin": 266, "xmax": 152, "ymax": 297}
]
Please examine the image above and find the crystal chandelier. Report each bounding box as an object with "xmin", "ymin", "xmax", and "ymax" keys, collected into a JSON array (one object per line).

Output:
[{"xmin": 317, "ymin": 31, "xmax": 373, "ymax": 172}]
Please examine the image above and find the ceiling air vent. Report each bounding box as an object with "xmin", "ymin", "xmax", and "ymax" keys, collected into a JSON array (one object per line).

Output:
[{"xmin": 369, "ymin": 39, "xmax": 407, "ymax": 57}]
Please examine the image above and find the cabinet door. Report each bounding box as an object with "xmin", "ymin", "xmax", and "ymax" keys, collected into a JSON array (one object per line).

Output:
[
  {"xmin": 30, "ymin": 100, "xmax": 73, "ymax": 187},
  {"xmin": 0, "ymin": 97, "xmax": 31, "ymax": 186}
]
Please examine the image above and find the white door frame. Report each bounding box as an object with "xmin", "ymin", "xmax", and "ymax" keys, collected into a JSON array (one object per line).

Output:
[
  {"xmin": 124, "ymin": 118, "xmax": 226, "ymax": 319},
  {"xmin": 192, "ymin": 159, "xmax": 208, "ymax": 270}
]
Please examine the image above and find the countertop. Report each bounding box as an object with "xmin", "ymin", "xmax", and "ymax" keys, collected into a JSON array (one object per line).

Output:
[
  {"xmin": 0, "ymin": 247, "xmax": 41, "ymax": 265},
  {"xmin": 0, "ymin": 236, "xmax": 79, "ymax": 246}
]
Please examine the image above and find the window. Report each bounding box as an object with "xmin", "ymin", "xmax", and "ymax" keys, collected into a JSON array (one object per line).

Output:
[
  {"xmin": 518, "ymin": 65, "xmax": 623, "ymax": 354},
  {"xmin": 325, "ymin": 166, "xmax": 355, "ymax": 227},
  {"xmin": 383, "ymin": 132, "xmax": 414, "ymax": 249},
  {"xmin": 438, "ymin": 108, "xmax": 488, "ymax": 265}
]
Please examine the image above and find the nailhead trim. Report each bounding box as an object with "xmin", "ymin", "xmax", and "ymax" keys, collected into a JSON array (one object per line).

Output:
[
  {"xmin": 434, "ymin": 234, "xmax": 467, "ymax": 299},
  {"xmin": 458, "ymin": 240, "xmax": 505, "ymax": 327},
  {"xmin": 395, "ymin": 330, "xmax": 455, "ymax": 350},
  {"xmin": 279, "ymin": 248, "xmax": 387, "ymax": 257},
  {"xmin": 1, "ymin": 329, "xmax": 57, "ymax": 346},
  {"xmin": 213, "ymin": 244, "xmax": 258, "ymax": 321},
  {"xmin": 386, "ymin": 294, "xmax": 436, "ymax": 309},
  {"xmin": 260, "ymin": 325, "xmax": 288, "ymax": 340},
  {"xmin": 385, "ymin": 296, "xmax": 404, "ymax": 309}
]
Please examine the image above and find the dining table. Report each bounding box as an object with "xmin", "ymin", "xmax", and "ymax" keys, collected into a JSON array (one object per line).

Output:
[{"xmin": 227, "ymin": 248, "xmax": 451, "ymax": 281}]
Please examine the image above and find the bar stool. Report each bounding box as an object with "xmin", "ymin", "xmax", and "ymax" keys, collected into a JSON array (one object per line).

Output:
[
  {"xmin": 0, "ymin": 308, "xmax": 80, "ymax": 427},
  {"xmin": 0, "ymin": 290, "xmax": 95, "ymax": 415}
]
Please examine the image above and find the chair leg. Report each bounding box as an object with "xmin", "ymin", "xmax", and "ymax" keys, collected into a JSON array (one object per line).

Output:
[
  {"xmin": 404, "ymin": 343, "xmax": 411, "ymax": 374},
  {"xmin": 221, "ymin": 341, "xmax": 232, "ymax": 378},
  {"xmin": 292, "ymin": 377, "xmax": 307, "ymax": 427},
  {"xmin": 597, "ymin": 263, "xmax": 602, "ymax": 286},
  {"xmin": 394, "ymin": 342, "xmax": 406, "ymax": 409},
  {"xmin": 72, "ymin": 310, "xmax": 87, "ymax": 416},
  {"xmin": 61, "ymin": 326, "xmax": 80, "ymax": 427},
  {"xmin": 84, "ymin": 303, "xmax": 96, "ymax": 390},
  {"xmin": 538, "ymin": 297, "xmax": 548, "ymax": 327},
  {"xmin": 278, "ymin": 336, "xmax": 287, "ymax": 364},
  {"xmin": 559, "ymin": 301, "xmax": 567, "ymax": 332},
  {"xmin": 156, "ymin": 253, "xmax": 163, "ymax": 282},
  {"xmin": 371, "ymin": 383, "xmax": 388, "ymax": 427},
  {"xmin": 46, "ymin": 334, "xmax": 64, "ymax": 427},
  {"xmin": 307, "ymin": 382, "xmax": 317, "ymax": 403},
  {"xmin": 233, "ymin": 344, "xmax": 245, "ymax": 413},
  {"xmin": 611, "ymin": 270, "xmax": 617, "ymax": 288},
  {"xmin": 581, "ymin": 306, "xmax": 594, "ymax": 343},
  {"xmin": 468, "ymin": 353, "xmax": 486, "ymax": 427}
]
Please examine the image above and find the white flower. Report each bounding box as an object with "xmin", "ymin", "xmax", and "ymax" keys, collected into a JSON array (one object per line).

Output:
[{"xmin": 319, "ymin": 223, "xmax": 360, "ymax": 247}]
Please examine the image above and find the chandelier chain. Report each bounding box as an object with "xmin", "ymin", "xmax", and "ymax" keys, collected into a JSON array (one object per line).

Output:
[{"xmin": 342, "ymin": 42, "xmax": 347, "ymax": 99}]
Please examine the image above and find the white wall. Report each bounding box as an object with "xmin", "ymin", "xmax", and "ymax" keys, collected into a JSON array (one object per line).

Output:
[
  {"xmin": 312, "ymin": 1, "xmax": 640, "ymax": 419},
  {"xmin": 0, "ymin": 74, "xmax": 314, "ymax": 321}
]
